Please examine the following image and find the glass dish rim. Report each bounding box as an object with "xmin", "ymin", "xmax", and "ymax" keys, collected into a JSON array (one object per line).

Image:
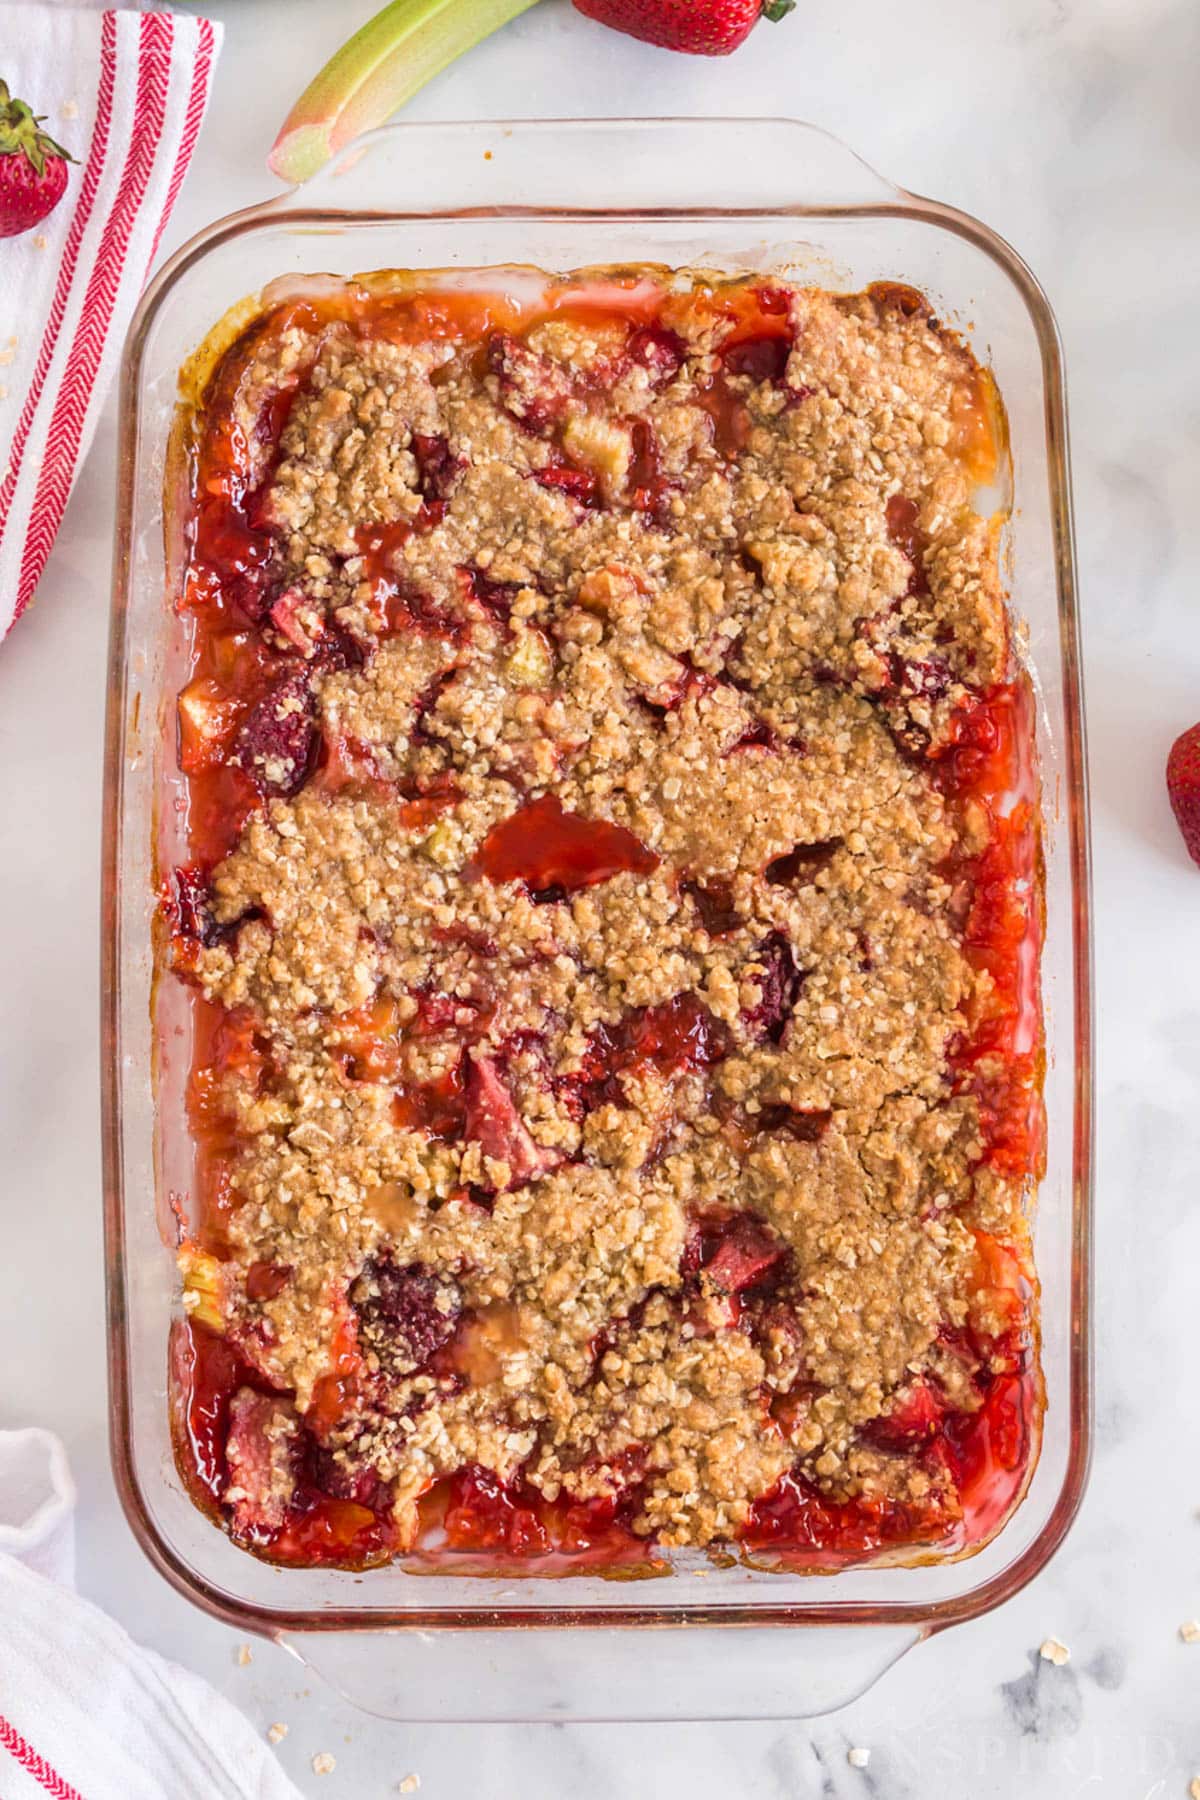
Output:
[{"xmin": 101, "ymin": 115, "xmax": 1093, "ymax": 1640}]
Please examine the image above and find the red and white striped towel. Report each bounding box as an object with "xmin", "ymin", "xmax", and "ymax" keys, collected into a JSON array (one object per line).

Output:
[
  {"xmin": 0, "ymin": 1430, "xmax": 302, "ymax": 1800},
  {"xmin": 0, "ymin": 5, "xmax": 221, "ymax": 636}
]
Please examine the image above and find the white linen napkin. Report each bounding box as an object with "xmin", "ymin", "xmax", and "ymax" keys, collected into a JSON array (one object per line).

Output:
[
  {"xmin": 0, "ymin": 4, "xmax": 221, "ymax": 637},
  {"xmin": 0, "ymin": 1428, "xmax": 303, "ymax": 1800}
]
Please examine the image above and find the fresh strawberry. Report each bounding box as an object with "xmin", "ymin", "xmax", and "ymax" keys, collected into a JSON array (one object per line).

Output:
[
  {"xmin": 572, "ymin": 0, "xmax": 794, "ymax": 54},
  {"xmin": 1167, "ymin": 723, "xmax": 1200, "ymax": 868},
  {"xmin": 0, "ymin": 80, "xmax": 74, "ymax": 238}
]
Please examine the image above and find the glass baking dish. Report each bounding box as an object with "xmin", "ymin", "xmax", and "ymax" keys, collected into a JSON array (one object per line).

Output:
[{"xmin": 101, "ymin": 118, "xmax": 1092, "ymax": 1720}]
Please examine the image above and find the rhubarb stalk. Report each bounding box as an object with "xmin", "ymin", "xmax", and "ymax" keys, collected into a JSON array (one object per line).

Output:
[{"xmin": 268, "ymin": 0, "xmax": 545, "ymax": 185}]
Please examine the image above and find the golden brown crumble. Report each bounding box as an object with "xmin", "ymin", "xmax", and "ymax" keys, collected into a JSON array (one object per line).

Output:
[{"xmin": 172, "ymin": 272, "xmax": 1036, "ymax": 1557}]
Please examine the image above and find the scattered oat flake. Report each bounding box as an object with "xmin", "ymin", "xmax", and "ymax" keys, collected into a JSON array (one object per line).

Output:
[
  {"xmin": 1190, "ymin": 1779, "xmax": 1200, "ymax": 1800},
  {"xmin": 399, "ymin": 1778, "xmax": 421, "ymax": 1794},
  {"xmin": 1039, "ymin": 1637, "xmax": 1070, "ymax": 1666},
  {"xmin": 847, "ymin": 1746, "xmax": 870, "ymax": 1769},
  {"xmin": 33, "ymin": 233, "xmax": 49, "ymax": 249},
  {"xmin": 312, "ymin": 1752, "xmax": 337, "ymax": 1776},
  {"xmin": 267, "ymin": 1723, "xmax": 288, "ymax": 1745},
  {"xmin": 236, "ymin": 1643, "xmax": 253, "ymax": 1666},
  {"xmin": 1180, "ymin": 1620, "xmax": 1200, "ymax": 1643},
  {"xmin": 0, "ymin": 385, "xmax": 8, "ymax": 401},
  {"xmin": 0, "ymin": 347, "xmax": 12, "ymax": 365},
  {"xmin": 61, "ymin": 98, "xmax": 80, "ymax": 119}
]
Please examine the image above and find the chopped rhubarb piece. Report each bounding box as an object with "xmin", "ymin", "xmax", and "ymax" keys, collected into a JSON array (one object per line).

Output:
[
  {"xmin": 353, "ymin": 1255, "xmax": 461, "ymax": 1374},
  {"xmin": 475, "ymin": 795, "xmax": 658, "ymax": 895},
  {"xmin": 268, "ymin": 585, "xmax": 322, "ymax": 655},
  {"xmin": 698, "ymin": 1212, "xmax": 787, "ymax": 1296},
  {"xmin": 224, "ymin": 1388, "xmax": 299, "ymax": 1537},
  {"xmin": 763, "ymin": 838, "xmax": 842, "ymax": 886},
  {"xmin": 233, "ymin": 668, "xmax": 316, "ymax": 798},
  {"xmin": 488, "ymin": 333, "xmax": 573, "ymax": 435},
  {"xmin": 863, "ymin": 1377, "xmax": 946, "ymax": 1451},
  {"xmin": 412, "ymin": 432, "xmax": 465, "ymax": 502},
  {"xmin": 742, "ymin": 932, "xmax": 805, "ymax": 1044},
  {"xmin": 463, "ymin": 1053, "xmax": 558, "ymax": 1190},
  {"xmin": 177, "ymin": 678, "xmax": 243, "ymax": 773},
  {"xmin": 680, "ymin": 1210, "xmax": 790, "ymax": 1332}
]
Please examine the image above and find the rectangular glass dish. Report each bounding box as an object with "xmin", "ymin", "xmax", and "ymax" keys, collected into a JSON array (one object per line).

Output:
[{"xmin": 102, "ymin": 119, "xmax": 1091, "ymax": 1720}]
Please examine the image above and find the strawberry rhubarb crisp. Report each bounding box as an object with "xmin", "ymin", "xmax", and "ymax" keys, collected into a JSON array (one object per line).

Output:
[{"xmin": 163, "ymin": 269, "xmax": 1043, "ymax": 1572}]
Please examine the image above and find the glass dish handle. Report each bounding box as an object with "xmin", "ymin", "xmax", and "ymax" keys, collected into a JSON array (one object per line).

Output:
[
  {"xmin": 257, "ymin": 118, "xmax": 903, "ymax": 218},
  {"xmin": 276, "ymin": 1622, "xmax": 923, "ymax": 1722}
]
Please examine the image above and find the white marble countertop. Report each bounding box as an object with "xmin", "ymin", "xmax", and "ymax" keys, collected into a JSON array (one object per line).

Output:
[{"xmin": 2, "ymin": 0, "xmax": 1199, "ymax": 1792}]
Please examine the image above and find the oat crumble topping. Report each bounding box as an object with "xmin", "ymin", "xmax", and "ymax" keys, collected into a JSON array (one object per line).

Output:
[{"xmin": 164, "ymin": 270, "xmax": 1042, "ymax": 1569}]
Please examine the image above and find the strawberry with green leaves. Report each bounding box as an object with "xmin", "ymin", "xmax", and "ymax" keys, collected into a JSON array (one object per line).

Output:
[
  {"xmin": 574, "ymin": 0, "xmax": 794, "ymax": 55},
  {"xmin": 0, "ymin": 79, "xmax": 75, "ymax": 239}
]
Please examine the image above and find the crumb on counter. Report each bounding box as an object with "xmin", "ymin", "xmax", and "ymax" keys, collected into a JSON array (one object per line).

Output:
[{"xmin": 1039, "ymin": 1637, "xmax": 1070, "ymax": 1667}]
